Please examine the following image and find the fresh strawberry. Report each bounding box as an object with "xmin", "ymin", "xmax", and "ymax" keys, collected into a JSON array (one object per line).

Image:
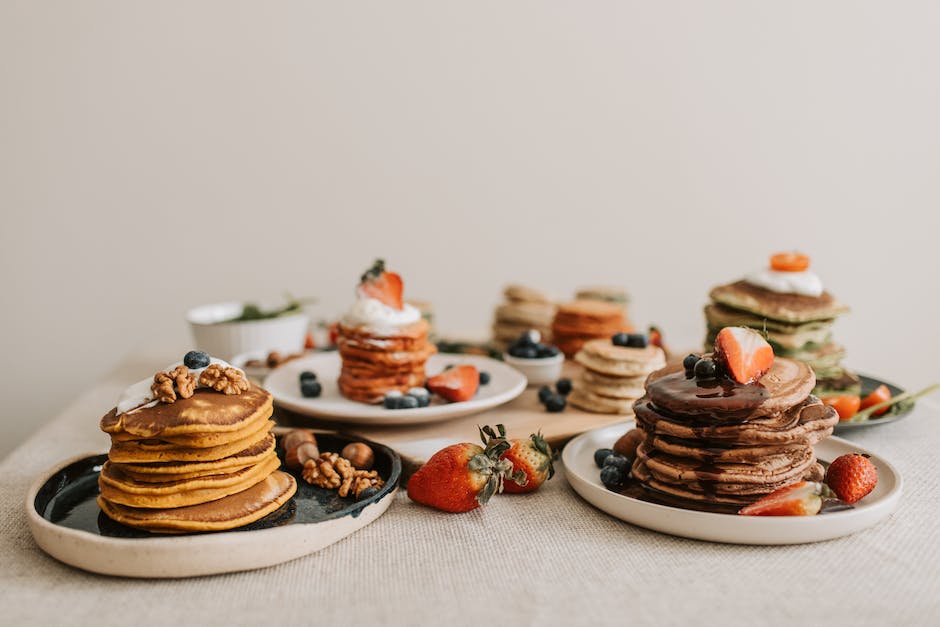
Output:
[
  {"xmin": 357, "ymin": 259, "xmax": 404, "ymax": 310},
  {"xmin": 860, "ymin": 384, "xmax": 891, "ymax": 417},
  {"xmin": 328, "ymin": 321, "xmax": 340, "ymax": 346},
  {"xmin": 500, "ymin": 430, "xmax": 554, "ymax": 493},
  {"xmin": 738, "ymin": 481, "xmax": 822, "ymax": 516},
  {"xmin": 648, "ymin": 325, "xmax": 667, "ymax": 353},
  {"xmin": 714, "ymin": 326, "xmax": 774, "ymax": 384},
  {"xmin": 770, "ymin": 252, "xmax": 810, "ymax": 273},
  {"xmin": 427, "ymin": 365, "xmax": 479, "ymax": 402},
  {"xmin": 825, "ymin": 453, "xmax": 878, "ymax": 504},
  {"xmin": 822, "ymin": 394, "xmax": 862, "ymax": 421},
  {"xmin": 304, "ymin": 332, "xmax": 316, "ymax": 350},
  {"xmin": 407, "ymin": 424, "xmax": 524, "ymax": 512}
]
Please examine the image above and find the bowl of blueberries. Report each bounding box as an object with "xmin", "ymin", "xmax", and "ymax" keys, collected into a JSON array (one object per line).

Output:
[{"xmin": 503, "ymin": 330, "xmax": 564, "ymax": 386}]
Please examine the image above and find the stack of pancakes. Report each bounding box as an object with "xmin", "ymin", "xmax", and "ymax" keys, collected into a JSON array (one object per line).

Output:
[
  {"xmin": 337, "ymin": 318, "xmax": 437, "ymax": 403},
  {"xmin": 705, "ymin": 281, "xmax": 856, "ymax": 394},
  {"xmin": 569, "ymin": 339, "xmax": 666, "ymax": 414},
  {"xmin": 552, "ymin": 300, "xmax": 633, "ymax": 358},
  {"xmin": 98, "ymin": 386, "xmax": 296, "ymax": 533},
  {"xmin": 631, "ymin": 358, "xmax": 839, "ymax": 508},
  {"xmin": 491, "ymin": 285, "xmax": 555, "ymax": 350}
]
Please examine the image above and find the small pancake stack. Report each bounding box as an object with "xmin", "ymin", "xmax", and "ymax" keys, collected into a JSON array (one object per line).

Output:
[
  {"xmin": 569, "ymin": 338, "xmax": 666, "ymax": 414},
  {"xmin": 98, "ymin": 366, "xmax": 296, "ymax": 533},
  {"xmin": 490, "ymin": 285, "xmax": 555, "ymax": 351},
  {"xmin": 552, "ymin": 300, "xmax": 633, "ymax": 358},
  {"xmin": 631, "ymin": 332, "xmax": 839, "ymax": 509},
  {"xmin": 337, "ymin": 318, "xmax": 437, "ymax": 403}
]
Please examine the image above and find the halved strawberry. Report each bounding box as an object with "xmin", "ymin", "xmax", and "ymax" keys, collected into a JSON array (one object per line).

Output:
[
  {"xmin": 427, "ymin": 365, "xmax": 480, "ymax": 403},
  {"xmin": 714, "ymin": 326, "xmax": 774, "ymax": 384},
  {"xmin": 825, "ymin": 453, "xmax": 878, "ymax": 504},
  {"xmin": 738, "ymin": 481, "xmax": 822, "ymax": 516},
  {"xmin": 860, "ymin": 385, "xmax": 891, "ymax": 417},
  {"xmin": 770, "ymin": 252, "xmax": 810, "ymax": 273},
  {"xmin": 357, "ymin": 259, "xmax": 404, "ymax": 310}
]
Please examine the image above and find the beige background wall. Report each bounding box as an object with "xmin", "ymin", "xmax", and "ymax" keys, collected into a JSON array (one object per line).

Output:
[{"xmin": 2, "ymin": 2, "xmax": 939, "ymax": 460}]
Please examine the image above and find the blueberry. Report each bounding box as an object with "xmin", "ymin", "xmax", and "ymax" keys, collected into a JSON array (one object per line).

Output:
[
  {"xmin": 510, "ymin": 345, "xmax": 539, "ymax": 359},
  {"xmin": 399, "ymin": 395, "xmax": 419, "ymax": 409},
  {"xmin": 556, "ymin": 378, "xmax": 572, "ymax": 396},
  {"xmin": 357, "ymin": 486, "xmax": 380, "ymax": 501},
  {"xmin": 611, "ymin": 333, "xmax": 630, "ymax": 347},
  {"xmin": 300, "ymin": 379, "xmax": 322, "ymax": 398},
  {"xmin": 682, "ymin": 354, "xmax": 699, "ymax": 372},
  {"xmin": 600, "ymin": 465, "xmax": 625, "ymax": 490},
  {"xmin": 478, "ymin": 371, "xmax": 491, "ymax": 385},
  {"xmin": 626, "ymin": 334, "xmax": 648, "ymax": 348},
  {"xmin": 183, "ymin": 350, "xmax": 210, "ymax": 369},
  {"xmin": 299, "ymin": 370, "xmax": 317, "ymax": 383},
  {"xmin": 694, "ymin": 358, "xmax": 717, "ymax": 380},
  {"xmin": 407, "ymin": 387, "xmax": 430, "ymax": 407},
  {"xmin": 521, "ymin": 329, "xmax": 541, "ymax": 346},
  {"xmin": 594, "ymin": 448, "xmax": 615, "ymax": 468},
  {"xmin": 537, "ymin": 344, "xmax": 560, "ymax": 358},
  {"xmin": 545, "ymin": 394, "xmax": 566, "ymax": 413},
  {"xmin": 603, "ymin": 454, "xmax": 629, "ymax": 472},
  {"xmin": 538, "ymin": 386, "xmax": 554, "ymax": 404},
  {"xmin": 384, "ymin": 392, "xmax": 404, "ymax": 409}
]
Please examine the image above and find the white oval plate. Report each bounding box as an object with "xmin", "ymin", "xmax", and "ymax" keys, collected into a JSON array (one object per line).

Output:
[
  {"xmin": 265, "ymin": 352, "xmax": 527, "ymax": 426},
  {"xmin": 563, "ymin": 421, "xmax": 902, "ymax": 545}
]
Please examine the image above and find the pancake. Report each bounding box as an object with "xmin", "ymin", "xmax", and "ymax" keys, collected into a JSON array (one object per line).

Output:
[
  {"xmin": 494, "ymin": 302, "xmax": 556, "ymax": 326},
  {"xmin": 116, "ymin": 434, "xmax": 276, "ymax": 477},
  {"xmin": 575, "ymin": 286, "xmax": 629, "ymax": 305},
  {"xmin": 503, "ymin": 284, "xmax": 553, "ymax": 305},
  {"xmin": 108, "ymin": 410, "xmax": 272, "ymax": 448},
  {"xmin": 338, "ymin": 318, "xmax": 430, "ymax": 342},
  {"xmin": 574, "ymin": 340, "xmax": 666, "ymax": 378},
  {"xmin": 101, "ymin": 385, "xmax": 273, "ymax": 438},
  {"xmin": 97, "ymin": 471, "xmax": 297, "ymax": 533},
  {"xmin": 709, "ymin": 280, "xmax": 849, "ymax": 323},
  {"xmin": 568, "ymin": 388, "xmax": 636, "ymax": 414},
  {"xmin": 704, "ymin": 303, "xmax": 833, "ymax": 349},
  {"xmin": 579, "ymin": 370, "xmax": 647, "ymax": 399},
  {"xmin": 107, "ymin": 422, "xmax": 274, "ymax": 463},
  {"xmin": 98, "ymin": 454, "xmax": 281, "ymax": 508}
]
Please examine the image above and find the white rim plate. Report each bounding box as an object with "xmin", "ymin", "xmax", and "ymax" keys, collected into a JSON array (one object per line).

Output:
[
  {"xmin": 563, "ymin": 421, "xmax": 902, "ymax": 545},
  {"xmin": 264, "ymin": 352, "xmax": 527, "ymax": 426}
]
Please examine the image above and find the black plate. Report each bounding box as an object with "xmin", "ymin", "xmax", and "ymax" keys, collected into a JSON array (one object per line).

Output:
[
  {"xmin": 832, "ymin": 374, "xmax": 913, "ymax": 432},
  {"xmin": 34, "ymin": 433, "xmax": 401, "ymax": 538}
]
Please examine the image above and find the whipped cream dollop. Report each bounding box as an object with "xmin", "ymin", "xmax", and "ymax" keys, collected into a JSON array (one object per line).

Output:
[
  {"xmin": 341, "ymin": 297, "xmax": 421, "ymax": 330},
  {"xmin": 744, "ymin": 269, "xmax": 824, "ymax": 297},
  {"xmin": 115, "ymin": 357, "xmax": 242, "ymax": 415}
]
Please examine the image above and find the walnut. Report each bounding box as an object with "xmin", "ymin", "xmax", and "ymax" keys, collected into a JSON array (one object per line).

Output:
[
  {"xmin": 198, "ymin": 364, "xmax": 249, "ymax": 395},
  {"xmin": 151, "ymin": 366, "xmax": 195, "ymax": 404},
  {"xmin": 302, "ymin": 452, "xmax": 384, "ymax": 499}
]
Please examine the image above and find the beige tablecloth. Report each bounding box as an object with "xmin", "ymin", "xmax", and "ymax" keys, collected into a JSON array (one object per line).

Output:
[{"xmin": 2, "ymin": 355, "xmax": 938, "ymax": 626}]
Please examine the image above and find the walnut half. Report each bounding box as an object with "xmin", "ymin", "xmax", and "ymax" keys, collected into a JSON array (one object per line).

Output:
[
  {"xmin": 198, "ymin": 364, "xmax": 249, "ymax": 395},
  {"xmin": 151, "ymin": 366, "xmax": 196, "ymax": 404},
  {"xmin": 302, "ymin": 452, "xmax": 384, "ymax": 499}
]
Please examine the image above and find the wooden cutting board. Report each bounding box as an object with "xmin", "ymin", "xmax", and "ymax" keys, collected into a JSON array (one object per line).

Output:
[{"xmin": 273, "ymin": 362, "xmax": 632, "ymax": 471}]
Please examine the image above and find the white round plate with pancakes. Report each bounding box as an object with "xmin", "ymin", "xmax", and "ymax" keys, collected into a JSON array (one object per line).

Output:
[
  {"xmin": 265, "ymin": 353, "xmax": 527, "ymax": 425},
  {"xmin": 563, "ymin": 422, "xmax": 902, "ymax": 545}
]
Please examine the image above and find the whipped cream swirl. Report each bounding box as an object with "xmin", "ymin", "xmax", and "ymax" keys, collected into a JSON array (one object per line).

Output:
[
  {"xmin": 744, "ymin": 269, "xmax": 824, "ymax": 297},
  {"xmin": 115, "ymin": 357, "xmax": 242, "ymax": 415},
  {"xmin": 341, "ymin": 297, "xmax": 421, "ymax": 330}
]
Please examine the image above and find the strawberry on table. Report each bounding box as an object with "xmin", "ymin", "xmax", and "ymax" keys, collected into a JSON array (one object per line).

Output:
[
  {"xmin": 499, "ymin": 429, "xmax": 555, "ymax": 493},
  {"xmin": 427, "ymin": 365, "xmax": 480, "ymax": 402},
  {"xmin": 825, "ymin": 453, "xmax": 878, "ymax": 504},
  {"xmin": 714, "ymin": 326, "xmax": 775, "ymax": 384},
  {"xmin": 357, "ymin": 259, "xmax": 404, "ymax": 310},
  {"xmin": 822, "ymin": 395, "xmax": 862, "ymax": 421},
  {"xmin": 860, "ymin": 385, "xmax": 892, "ymax": 417},
  {"xmin": 407, "ymin": 424, "xmax": 525, "ymax": 512},
  {"xmin": 738, "ymin": 481, "xmax": 823, "ymax": 516}
]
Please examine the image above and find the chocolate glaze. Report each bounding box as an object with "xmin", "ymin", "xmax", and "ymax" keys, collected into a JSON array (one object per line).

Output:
[{"xmin": 645, "ymin": 371, "xmax": 770, "ymax": 424}]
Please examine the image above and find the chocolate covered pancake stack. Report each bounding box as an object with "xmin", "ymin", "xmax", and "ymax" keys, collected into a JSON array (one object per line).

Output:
[
  {"xmin": 337, "ymin": 260, "xmax": 437, "ymax": 403},
  {"xmin": 568, "ymin": 336, "xmax": 666, "ymax": 414},
  {"xmin": 98, "ymin": 353, "xmax": 296, "ymax": 533},
  {"xmin": 705, "ymin": 253, "xmax": 856, "ymax": 395},
  {"xmin": 631, "ymin": 327, "xmax": 839, "ymax": 509},
  {"xmin": 491, "ymin": 285, "xmax": 556, "ymax": 351},
  {"xmin": 552, "ymin": 300, "xmax": 633, "ymax": 358}
]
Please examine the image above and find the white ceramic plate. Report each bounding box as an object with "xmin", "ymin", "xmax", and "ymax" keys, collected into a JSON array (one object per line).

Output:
[
  {"xmin": 563, "ymin": 421, "xmax": 902, "ymax": 545},
  {"xmin": 265, "ymin": 352, "xmax": 527, "ymax": 426}
]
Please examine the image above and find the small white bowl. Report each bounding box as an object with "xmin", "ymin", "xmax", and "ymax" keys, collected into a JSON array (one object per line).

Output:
[
  {"xmin": 503, "ymin": 352, "xmax": 564, "ymax": 386},
  {"xmin": 187, "ymin": 301, "xmax": 309, "ymax": 361}
]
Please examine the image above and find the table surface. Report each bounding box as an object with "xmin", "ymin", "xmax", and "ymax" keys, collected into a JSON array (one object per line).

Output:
[{"xmin": 2, "ymin": 353, "xmax": 938, "ymax": 626}]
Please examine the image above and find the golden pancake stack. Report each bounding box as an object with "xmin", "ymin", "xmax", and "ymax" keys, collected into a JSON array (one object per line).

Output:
[
  {"xmin": 98, "ymin": 365, "xmax": 296, "ymax": 533},
  {"xmin": 337, "ymin": 318, "xmax": 437, "ymax": 403},
  {"xmin": 551, "ymin": 300, "xmax": 633, "ymax": 358},
  {"xmin": 568, "ymin": 338, "xmax": 666, "ymax": 414},
  {"xmin": 490, "ymin": 284, "xmax": 556, "ymax": 351}
]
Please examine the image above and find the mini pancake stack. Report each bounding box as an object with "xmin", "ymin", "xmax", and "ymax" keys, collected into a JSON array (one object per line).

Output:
[
  {"xmin": 337, "ymin": 318, "xmax": 437, "ymax": 403},
  {"xmin": 706, "ymin": 278, "xmax": 855, "ymax": 394},
  {"xmin": 631, "ymin": 357, "xmax": 839, "ymax": 509},
  {"xmin": 491, "ymin": 284, "xmax": 556, "ymax": 351},
  {"xmin": 569, "ymin": 338, "xmax": 666, "ymax": 414},
  {"xmin": 98, "ymin": 382, "xmax": 296, "ymax": 533},
  {"xmin": 552, "ymin": 300, "xmax": 633, "ymax": 358}
]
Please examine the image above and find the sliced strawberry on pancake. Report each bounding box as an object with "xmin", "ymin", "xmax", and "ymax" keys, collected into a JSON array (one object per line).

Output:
[
  {"xmin": 714, "ymin": 326, "xmax": 774, "ymax": 384},
  {"xmin": 357, "ymin": 259, "xmax": 404, "ymax": 310}
]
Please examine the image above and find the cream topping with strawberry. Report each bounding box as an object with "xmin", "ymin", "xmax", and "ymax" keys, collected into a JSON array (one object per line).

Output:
[
  {"xmin": 744, "ymin": 252, "xmax": 824, "ymax": 298},
  {"xmin": 341, "ymin": 259, "xmax": 420, "ymax": 331}
]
